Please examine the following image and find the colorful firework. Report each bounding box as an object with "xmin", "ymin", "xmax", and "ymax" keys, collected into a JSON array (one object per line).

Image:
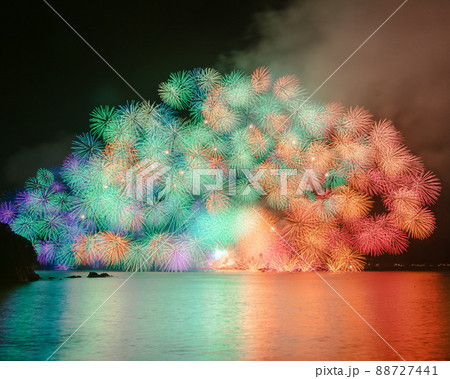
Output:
[{"xmin": 1, "ymin": 66, "xmax": 440, "ymax": 272}]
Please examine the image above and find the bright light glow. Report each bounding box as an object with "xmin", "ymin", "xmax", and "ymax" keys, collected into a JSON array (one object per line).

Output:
[{"xmin": 214, "ymin": 249, "xmax": 228, "ymax": 260}]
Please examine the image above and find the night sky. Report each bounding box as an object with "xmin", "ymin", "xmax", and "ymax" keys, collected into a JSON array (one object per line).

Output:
[{"xmin": 2, "ymin": 0, "xmax": 449, "ymax": 263}]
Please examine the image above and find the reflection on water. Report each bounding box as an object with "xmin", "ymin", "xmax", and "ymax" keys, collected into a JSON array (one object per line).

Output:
[{"xmin": 0, "ymin": 271, "xmax": 449, "ymax": 360}]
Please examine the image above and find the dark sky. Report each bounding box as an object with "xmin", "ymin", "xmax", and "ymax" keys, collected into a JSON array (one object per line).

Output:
[
  {"xmin": 1, "ymin": 0, "xmax": 449, "ymax": 263},
  {"xmin": 0, "ymin": 0, "xmax": 288, "ymax": 187}
]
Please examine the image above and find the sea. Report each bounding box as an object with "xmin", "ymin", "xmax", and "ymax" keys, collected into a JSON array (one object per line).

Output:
[{"xmin": 0, "ymin": 271, "xmax": 449, "ymax": 360}]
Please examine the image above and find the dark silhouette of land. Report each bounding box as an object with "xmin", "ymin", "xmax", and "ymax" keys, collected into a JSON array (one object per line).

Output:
[{"xmin": 0, "ymin": 222, "xmax": 40, "ymax": 284}]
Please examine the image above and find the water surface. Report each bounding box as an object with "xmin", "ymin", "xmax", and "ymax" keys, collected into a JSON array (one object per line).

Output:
[{"xmin": 0, "ymin": 271, "xmax": 449, "ymax": 360}]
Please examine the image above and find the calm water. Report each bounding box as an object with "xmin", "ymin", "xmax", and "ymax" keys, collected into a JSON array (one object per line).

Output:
[{"xmin": 0, "ymin": 271, "xmax": 449, "ymax": 360}]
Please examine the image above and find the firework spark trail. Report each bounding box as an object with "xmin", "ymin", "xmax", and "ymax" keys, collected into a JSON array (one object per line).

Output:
[
  {"xmin": 252, "ymin": 0, "xmax": 409, "ymax": 156},
  {"xmin": 250, "ymin": 206, "xmax": 406, "ymax": 361},
  {"xmin": 46, "ymin": 208, "xmax": 199, "ymax": 361}
]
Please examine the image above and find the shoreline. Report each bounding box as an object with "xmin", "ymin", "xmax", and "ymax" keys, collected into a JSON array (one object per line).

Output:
[{"xmin": 34, "ymin": 265, "xmax": 450, "ymax": 274}]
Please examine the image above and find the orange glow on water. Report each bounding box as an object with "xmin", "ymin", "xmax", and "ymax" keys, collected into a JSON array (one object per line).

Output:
[{"xmin": 239, "ymin": 272, "xmax": 449, "ymax": 360}]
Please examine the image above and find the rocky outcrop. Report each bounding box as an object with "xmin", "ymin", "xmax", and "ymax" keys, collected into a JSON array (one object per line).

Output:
[
  {"xmin": 87, "ymin": 272, "xmax": 111, "ymax": 278},
  {"xmin": 0, "ymin": 222, "xmax": 40, "ymax": 284}
]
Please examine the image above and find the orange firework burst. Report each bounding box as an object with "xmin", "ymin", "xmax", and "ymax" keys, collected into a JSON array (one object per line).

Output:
[
  {"xmin": 370, "ymin": 119, "xmax": 403, "ymax": 151},
  {"xmin": 96, "ymin": 231, "xmax": 130, "ymax": 267},
  {"xmin": 251, "ymin": 66, "xmax": 272, "ymax": 94},
  {"xmin": 337, "ymin": 106, "xmax": 373, "ymax": 137},
  {"xmin": 295, "ymin": 225, "xmax": 330, "ymax": 264},
  {"xmin": 248, "ymin": 126, "xmax": 270, "ymax": 158},
  {"xmin": 394, "ymin": 207, "xmax": 436, "ymax": 240},
  {"xmin": 273, "ymin": 75, "xmax": 301, "ymax": 101},
  {"xmin": 72, "ymin": 233, "xmax": 99, "ymax": 266},
  {"xmin": 283, "ymin": 197, "xmax": 317, "ymax": 239},
  {"xmin": 202, "ymin": 85, "xmax": 241, "ymax": 132},
  {"xmin": 327, "ymin": 244, "xmax": 366, "ymax": 272},
  {"xmin": 384, "ymin": 187, "xmax": 421, "ymax": 213},
  {"xmin": 306, "ymin": 142, "xmax": 336, "ymax": 174},
  {"xmin": 375, "ymin": 145, "xmax": 423, "ymax": 178},
  {"xmin": 346, "ymin": 169, "xmax": 372, "ymax": 194},
  {"xmin": 332, "ymin": 135, "xmax": 375, "ymax": 173},
  {"xmin": 334, "ymin": 186, "xmax": 373, "ymax": 222},
  {"xmin": 261, "ymin": 111, "xmax": 291, "ymax": 134},
  {"xmin": 323, "ymin": 102, "xmax": 345, "ymax": 130}
]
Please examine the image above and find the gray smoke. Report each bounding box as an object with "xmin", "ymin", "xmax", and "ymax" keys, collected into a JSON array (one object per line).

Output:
[{"xmin": 222, "ymin": 0, "xmax": 450, "ymax": 184}]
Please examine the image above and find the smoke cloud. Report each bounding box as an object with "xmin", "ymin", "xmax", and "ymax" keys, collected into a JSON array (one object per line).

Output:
[
  {"xmin": 220, "ymin": 0, "xmax": 450, "ymax": 257},
  {"xmin": 222, "ymin": 0, "xmax": 450, "ymax": 183}
]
